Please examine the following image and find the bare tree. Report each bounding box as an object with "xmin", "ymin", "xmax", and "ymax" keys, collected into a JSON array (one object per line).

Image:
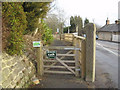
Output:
[
  {"xmin": 45, "ymin": 0, "xmax": 67, "ymax": 40},
  {"xmin": 45, "ymin": 14, "xmax": 59, "ymax": 34},
  {"xmin": 55, "ymin": 8, "xmax": 67, "ymax": 40}
]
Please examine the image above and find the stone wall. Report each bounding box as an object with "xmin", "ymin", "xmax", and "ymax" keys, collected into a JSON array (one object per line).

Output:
[
  {"xmin": 98, "ymin": 32, "xmax": 112, "ymax": 41},
  {"xmin": 98, "ymin": 31, "xmax": 120, "ymax": 42},
  {"xmin": 1, "ymin": 52, "xmax": 36, "ymax": 88}
]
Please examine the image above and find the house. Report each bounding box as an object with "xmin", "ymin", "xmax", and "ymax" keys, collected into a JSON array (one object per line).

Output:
[{"xmin": 97, "ymin": 18, "xmax": 120, "ymax": 42}]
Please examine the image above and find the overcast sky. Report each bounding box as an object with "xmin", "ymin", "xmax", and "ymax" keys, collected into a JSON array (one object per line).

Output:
[{"xmin": 51, "ymin": 0, "xmax": 119, "ymax": 26}]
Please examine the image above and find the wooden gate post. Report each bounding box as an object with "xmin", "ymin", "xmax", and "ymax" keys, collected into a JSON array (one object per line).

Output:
[
  {"xmin": 81, "ymin": 40, "xmax": 86, "ymax": 79},
  {"xmin": 85, "ymin": 23, "xmax": 96, "ymax": 82},
  {"xmin": 75, "ymin": 38, "xmax": 80, "ymax": 77},
  {"xmin": 37, "ymin": 42, "xmax": 44, "ymax": 76},
  {"xmin": 72, "ymin": 34, "xmax": 74, "ymax": 43}
]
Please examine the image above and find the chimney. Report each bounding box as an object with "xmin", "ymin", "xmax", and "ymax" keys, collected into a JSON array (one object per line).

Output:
[
  {"xmin": 106, "ymin": 18, "xmax": 110, "ymax": 25},
  {"xmin": 115, "ymin": 20, "xmax": 119, "ymax": 24}
]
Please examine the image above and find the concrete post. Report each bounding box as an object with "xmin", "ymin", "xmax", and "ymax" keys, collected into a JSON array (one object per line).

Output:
[{"xmin": 85, "ymin": 23, "xmax": 96, "ymax": 82}]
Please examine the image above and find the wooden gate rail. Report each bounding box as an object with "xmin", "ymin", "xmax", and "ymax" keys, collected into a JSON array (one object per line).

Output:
[
  {"xmin": 44, "ymin": 65, "xmax": 75, "ymax": 69},
  {"xmin": 43, "ymin": 60, "xmax": 75, "ymax": 63},
  {"xmin": 43, "ymin": 46, "xmax": 80, "ymax": 51},
  {"xmin": 44, "ymin": 70, "xmax": 73, "ymax": 74}
]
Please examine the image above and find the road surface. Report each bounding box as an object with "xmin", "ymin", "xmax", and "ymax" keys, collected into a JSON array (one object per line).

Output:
[{"xmin": 96, "ymin": 40, "xmax": 119, "ymax": 88}]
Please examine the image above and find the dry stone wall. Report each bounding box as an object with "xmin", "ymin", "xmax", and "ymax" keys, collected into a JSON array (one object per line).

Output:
[{"xmin": 1, "ymin": 53, "xmax": 36, "ymax": 88}]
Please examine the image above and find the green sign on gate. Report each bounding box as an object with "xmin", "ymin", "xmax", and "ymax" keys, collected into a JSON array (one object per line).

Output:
[{"xmin": 46, "ymin": 51, "xmax": 56, "ymax": 59}]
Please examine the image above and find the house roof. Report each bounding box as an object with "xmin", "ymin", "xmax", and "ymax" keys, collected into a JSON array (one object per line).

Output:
[{"xmin": 97, "ymin": 24, "xmax": 120, "ymax": 32}]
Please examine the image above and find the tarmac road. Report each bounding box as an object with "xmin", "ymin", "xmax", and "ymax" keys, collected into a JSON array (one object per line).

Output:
[{"xmin": 96, "ymin": 40, "xmax": 119, "ymax": 88}]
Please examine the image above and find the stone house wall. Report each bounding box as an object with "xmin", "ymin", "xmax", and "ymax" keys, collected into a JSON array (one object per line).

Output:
[
  {"xmin": 98, "ymin": 32, "xmax": 112, "ymax": 41},
  {"xmin": 98, "ymin": 31, "xmax": 120, "ymax": 42}
]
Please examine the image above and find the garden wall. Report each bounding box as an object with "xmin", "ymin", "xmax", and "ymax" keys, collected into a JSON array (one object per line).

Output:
[{"xmin": 1, "ymin": 53, "xmax": 36, "ymax": 88}]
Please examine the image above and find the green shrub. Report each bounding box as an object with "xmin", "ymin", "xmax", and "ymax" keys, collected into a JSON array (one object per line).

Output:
[
  {"xmin": 38, "ymin": 20, "xmax": 53, "ymax": 45},
  {"xmin": 2, "ymin": 2, "xmax": 27, "ymax": 55},
  {"xmin": 22, "ymin": 2, "xmax": 51, "ymax": 34},
  {"xmin": 2, "ymin": 2, "xmax": 52, "ymax": 55}
]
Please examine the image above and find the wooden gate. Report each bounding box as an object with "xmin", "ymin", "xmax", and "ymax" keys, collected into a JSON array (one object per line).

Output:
[
  {"xmin": 42, "ymin": 46, "xmax": 80, "ymax": 76},
  {"xmin": 37, "ymin": 23, "xmax": 96, "ymax": 82}
]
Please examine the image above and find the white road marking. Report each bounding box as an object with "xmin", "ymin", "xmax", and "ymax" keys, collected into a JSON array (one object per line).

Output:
[{"xmin": 96, "ymin": 43, "xmax": 119, "ymax": 56}]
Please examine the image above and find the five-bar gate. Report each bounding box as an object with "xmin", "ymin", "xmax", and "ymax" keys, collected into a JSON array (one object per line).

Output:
[{"xmin": 42, "ymin": 46, "xmax": 80, "ymax": 76}]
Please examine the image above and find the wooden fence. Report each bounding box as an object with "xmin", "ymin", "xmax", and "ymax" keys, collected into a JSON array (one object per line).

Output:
[{"xmin": 61, "ymin": 34, "xmax": 73, "ymax": 42}]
